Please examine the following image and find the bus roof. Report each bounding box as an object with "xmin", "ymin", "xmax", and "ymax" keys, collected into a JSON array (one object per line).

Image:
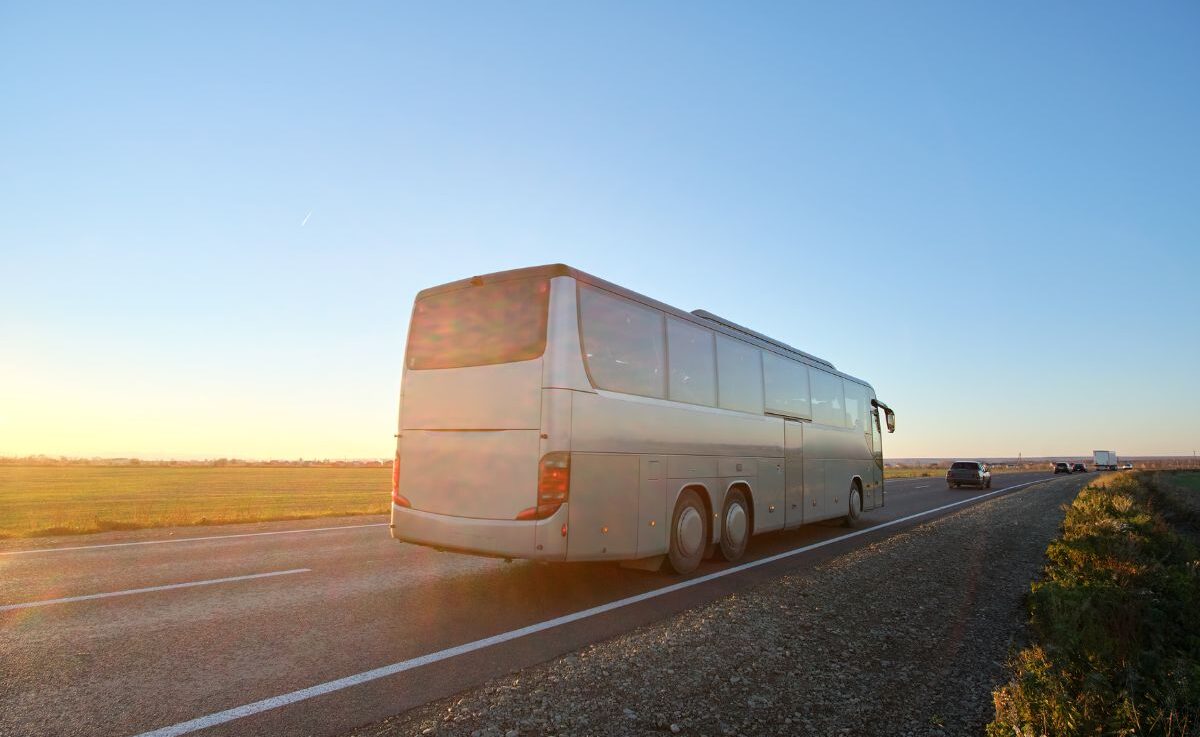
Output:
[{"xmin": 415, "ymin": 263, "xmax": 874, "ymax": 389}]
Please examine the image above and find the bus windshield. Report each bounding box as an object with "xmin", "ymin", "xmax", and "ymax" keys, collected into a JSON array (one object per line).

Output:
[{"xmin": 406, "ymin": 278, "xmax": 550, "ymax": 370}]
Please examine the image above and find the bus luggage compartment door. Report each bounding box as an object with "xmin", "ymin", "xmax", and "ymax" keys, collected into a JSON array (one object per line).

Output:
[
  {"xmin": 637, "ymin": 457, "xmax": 667, "ymax": 557},
  {"xmin": 567, "ymin": 453, "xmax": 639, "ymax": 560}
]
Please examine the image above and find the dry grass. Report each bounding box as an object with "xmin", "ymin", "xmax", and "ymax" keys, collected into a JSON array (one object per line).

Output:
[{"xmin": 0, "ymin": 465, "xmax": 390, "ymax": 539}]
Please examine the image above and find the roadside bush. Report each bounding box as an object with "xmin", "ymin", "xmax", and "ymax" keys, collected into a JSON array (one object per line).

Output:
[{"xmin": 988, "ymin": 474, "xmax": 1200, "ymax": 737}]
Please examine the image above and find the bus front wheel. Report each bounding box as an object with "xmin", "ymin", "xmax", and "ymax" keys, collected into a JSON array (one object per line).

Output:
[
  {"xmin": 844, "ymin": 483, "xmax": 863, "ymax": 526},
  {"xmin": 667, "ymin": 489, "xmax": 708, "ymax": 575}
]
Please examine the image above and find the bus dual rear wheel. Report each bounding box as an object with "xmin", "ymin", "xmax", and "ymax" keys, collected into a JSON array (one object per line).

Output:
[
  {"xmin": 667, "ymin": 489, "xmax": 708, "ymax": 575},
  {"xmin": 719, "ymin": 489, "xmax": 749, "ymax": 562}
]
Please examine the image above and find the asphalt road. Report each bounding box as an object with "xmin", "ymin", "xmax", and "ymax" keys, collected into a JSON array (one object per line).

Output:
[{"xmin": 0, "ymin": 471, "xmax": 1055, "ymax": 737}]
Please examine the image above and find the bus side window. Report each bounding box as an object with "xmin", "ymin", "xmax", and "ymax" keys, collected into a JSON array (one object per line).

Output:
[
  {"xmin": 810, "ymin": 370, "xmax": 847, "ymax": 428},
  {"xmin": 578, "ymin": 285, "xmax": 666, "ymax": 399},
  {"xmin": 667, "ymin": 317, "xmax": 716, "ymax": 406},
  {"xmin": 715, "ymin": 335, "xmax": 763, "ymax": 414},
  {"xmin": 763, "ymin": 352, "xmax": 811, "ymax": 419},
  {"xmin": 844, "ymin": 382, "xmax": 867, "ymax": 433}
]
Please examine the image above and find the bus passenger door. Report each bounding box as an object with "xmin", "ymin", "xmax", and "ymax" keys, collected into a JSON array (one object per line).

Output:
[
  {"xmin": 867, "ymin": 409, "xmax": 884, "ymax": 509},
  {"xmin": 784, "ymin": 420, "xmax": 805, "ymax": 529}
]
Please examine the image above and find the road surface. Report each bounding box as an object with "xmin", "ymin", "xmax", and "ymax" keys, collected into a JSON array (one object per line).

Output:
[{"xmin": 0, "ymin": 471, "xmax": 1053, "ymax": 737}]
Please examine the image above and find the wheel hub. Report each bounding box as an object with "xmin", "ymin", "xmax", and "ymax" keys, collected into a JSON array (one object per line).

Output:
[
  {"xmin": 677, "ymin": 507, "xmax": 704, "ymax": 557},
  {"xmin": 725, "ymin": 503, "xmax": 747, "ymax": 546}
]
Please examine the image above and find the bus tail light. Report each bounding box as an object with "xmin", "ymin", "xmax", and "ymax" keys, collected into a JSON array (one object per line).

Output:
[
  {"xmin": 391, "ymin": 451, "xmax": 411, "ymax": 508},
  {"xmin": 516, "ymin": 452, "xmax": 570, "ymax": 520}
]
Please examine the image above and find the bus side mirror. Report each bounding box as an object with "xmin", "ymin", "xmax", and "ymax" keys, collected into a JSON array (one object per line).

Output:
[{"xmin": 884, "ymin": 408, "xmax": 896, "ymax": 433}]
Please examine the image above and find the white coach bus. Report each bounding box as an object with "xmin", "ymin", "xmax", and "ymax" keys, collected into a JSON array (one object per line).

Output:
[{"xmin": 390, "ymin": 264, "xmax": 895, "ymax": 574}]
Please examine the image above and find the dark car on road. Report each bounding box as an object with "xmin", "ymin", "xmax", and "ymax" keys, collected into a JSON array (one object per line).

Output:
[
  {"xmin": 1071, "ymin": 463, "xmax": 1087, "ymax": 473},
  {"xmin": 947, "ymin": 461, "xmax": 992, "ymax": 489},
  {"xmin": 1054, "ymin": 462, "xmax": 1072, "ymax": 474}
]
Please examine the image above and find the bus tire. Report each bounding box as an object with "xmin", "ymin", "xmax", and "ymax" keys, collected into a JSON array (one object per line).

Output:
[
  {"xmin": 719, "ymin": 488, "xmax": 750, "ymax": 562},
  {"xmin": 843, "ymin": 482, "xmax": 862, "ymax": 526},
  {"xmin": 667, "ymin": 489, "xmax": 707, "ymax": 575}
]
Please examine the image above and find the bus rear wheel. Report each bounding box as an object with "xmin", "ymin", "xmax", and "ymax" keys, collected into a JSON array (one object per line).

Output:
[
  {"xmin": 719, "ymin": 489, "xmax": 750, "ymax": 562},
  {"xmin": 667, "ymin": 489, "xmax": 708, "ymax": 575},
  {"xmin": 843, "ymin": 483, "xmax": 862, "ymax": 526}
]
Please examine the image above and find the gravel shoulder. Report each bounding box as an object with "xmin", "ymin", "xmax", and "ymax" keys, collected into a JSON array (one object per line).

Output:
[{"xmin": 352, "ymin": 477, "xmax": 1085, "ymax": 737}]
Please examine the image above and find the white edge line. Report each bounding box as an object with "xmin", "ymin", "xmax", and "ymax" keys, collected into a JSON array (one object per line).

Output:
[
  {"xmin": 133, "ymin": 477, "xmax": 1052, "ymax": 737},
  {"xmin": 0, "ymin": 569, "xmax": 311, "ymax": 612},
  {"xmin": 0, "ymin": 523, "xmax": 389, "ymax": 557}
]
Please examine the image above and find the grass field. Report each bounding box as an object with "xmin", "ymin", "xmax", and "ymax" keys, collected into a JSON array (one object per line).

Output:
[
  {"xmin": 0, "ymin": 462, "xmax": 1067, "ymax": 540},
  {"xmin": 0, "ymin": 465, "xmax": 390, "ymax": 539},
  {"xmin": 1152, "ymin": 470, "xmax": 1200, "ymax": 532},
  {"xmin": 883, "ymin": 465, "xmax": 1036, "ymax": 479},
  {"xmin": 1158, "ymin": 469, "xmax": 1200, "ymax": 500}
]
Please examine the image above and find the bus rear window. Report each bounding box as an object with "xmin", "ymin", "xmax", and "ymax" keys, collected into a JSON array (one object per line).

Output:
[{"xmin": 406, "ymin": 279, "xmax": 550, "ymax": 369}]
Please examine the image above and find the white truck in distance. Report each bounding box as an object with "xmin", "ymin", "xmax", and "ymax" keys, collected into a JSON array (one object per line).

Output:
[{"xmin": 1093, "ymin": 450, "xmax": 1119, "ymax": 471}]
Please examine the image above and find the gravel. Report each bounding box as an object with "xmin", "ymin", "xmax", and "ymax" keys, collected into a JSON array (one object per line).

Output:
[{"xmin": 351, "ymin": 477, "xmax": 1083, "ymax": 737}]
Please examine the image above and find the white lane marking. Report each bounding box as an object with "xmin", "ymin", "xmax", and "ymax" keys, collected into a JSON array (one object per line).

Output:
[
  {"xmin": 132, "ymin": 477, "xmax": 1051, "ymax": 737},
  {"xmin": 914, "ymin": 484, "xmax": 929, "ymax": 488},
  {"xmin": 0, "ymin": 569, "xmax": 311, "ymax": 612},
  {"xmin": 0, "ymin": 522, "xmax": 389, "ymax": 557}
]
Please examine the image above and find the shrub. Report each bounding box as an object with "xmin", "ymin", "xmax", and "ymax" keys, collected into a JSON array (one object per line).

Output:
[{"xmin": 988, "ymin": 474, "xmax": 1200, "ymax": 737}]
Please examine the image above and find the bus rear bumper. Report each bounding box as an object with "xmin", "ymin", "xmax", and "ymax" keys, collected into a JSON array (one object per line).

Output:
[{"xmin": 390, "ymin": 503, "xmax": 569, "ymax": 561}]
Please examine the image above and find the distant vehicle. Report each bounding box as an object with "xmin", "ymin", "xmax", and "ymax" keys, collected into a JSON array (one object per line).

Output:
[
  {"xmin": 1121, "ymin": 463, "xmax": 1134, "ymax": 470},
  {"xmin": 391, "ymin": 264, "xmax": 896, "ymax": 574},
  {"xmin": 947, "ymin": 461, "xmax": 991, "ymax": 489},
  {"xmin": 1054, "ymin": 462, "xmax": 1072, "ymax": 474},
  {"xmin": 1093, "ymin": 450, "xmax": 1119, "ymax": 471},
  {"xmin": 1071, "ymin": 463, "xmax": 1087, "ymax": 473}
]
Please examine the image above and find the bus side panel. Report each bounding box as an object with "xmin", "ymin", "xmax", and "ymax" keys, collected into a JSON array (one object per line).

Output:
[
  {"xmin": 783, "ymin": 421, "xmax": 805, "ymax": 529},
  {"xmin": 803, "ymin": 458, "xmax": 828, "ymax": 522},
  {"xmin": 570, "ymin": 390, "xmax": 783, "ymax": 553},
  {"xmin": 824, "ymin": 460, "xmax": 851, "ymax": 514},
  {"xmin": 571, "ymin": 391, "xmax": 782, "ymax": 457},
  {"xmin": 636, "ymin": 456, "xmax": 668, "ymax": 557},
  {"xmin": 809, "ymin": 426, "xmax": 871, "ymax": 520},
  {"xmin": 803, "ymin": 424, "xmax": 835, "ymax": 522},
  {"xmin": 567, "ymin": 453, "xmax": 639, "ymax": 560},
  {"xmin": 749, "ymin": 458, "xmax": 785, "ymax": 533}
]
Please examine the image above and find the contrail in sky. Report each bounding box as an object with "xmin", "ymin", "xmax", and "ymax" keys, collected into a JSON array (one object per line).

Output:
[{"xmin": 301, "ymin": 211, "xmax": 312, "ymax": 227}]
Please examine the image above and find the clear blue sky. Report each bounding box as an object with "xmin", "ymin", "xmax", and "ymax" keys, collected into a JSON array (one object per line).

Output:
[{"xmin": 2, "ymin": 2, "xmax": 1197, "ymax": 460}]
